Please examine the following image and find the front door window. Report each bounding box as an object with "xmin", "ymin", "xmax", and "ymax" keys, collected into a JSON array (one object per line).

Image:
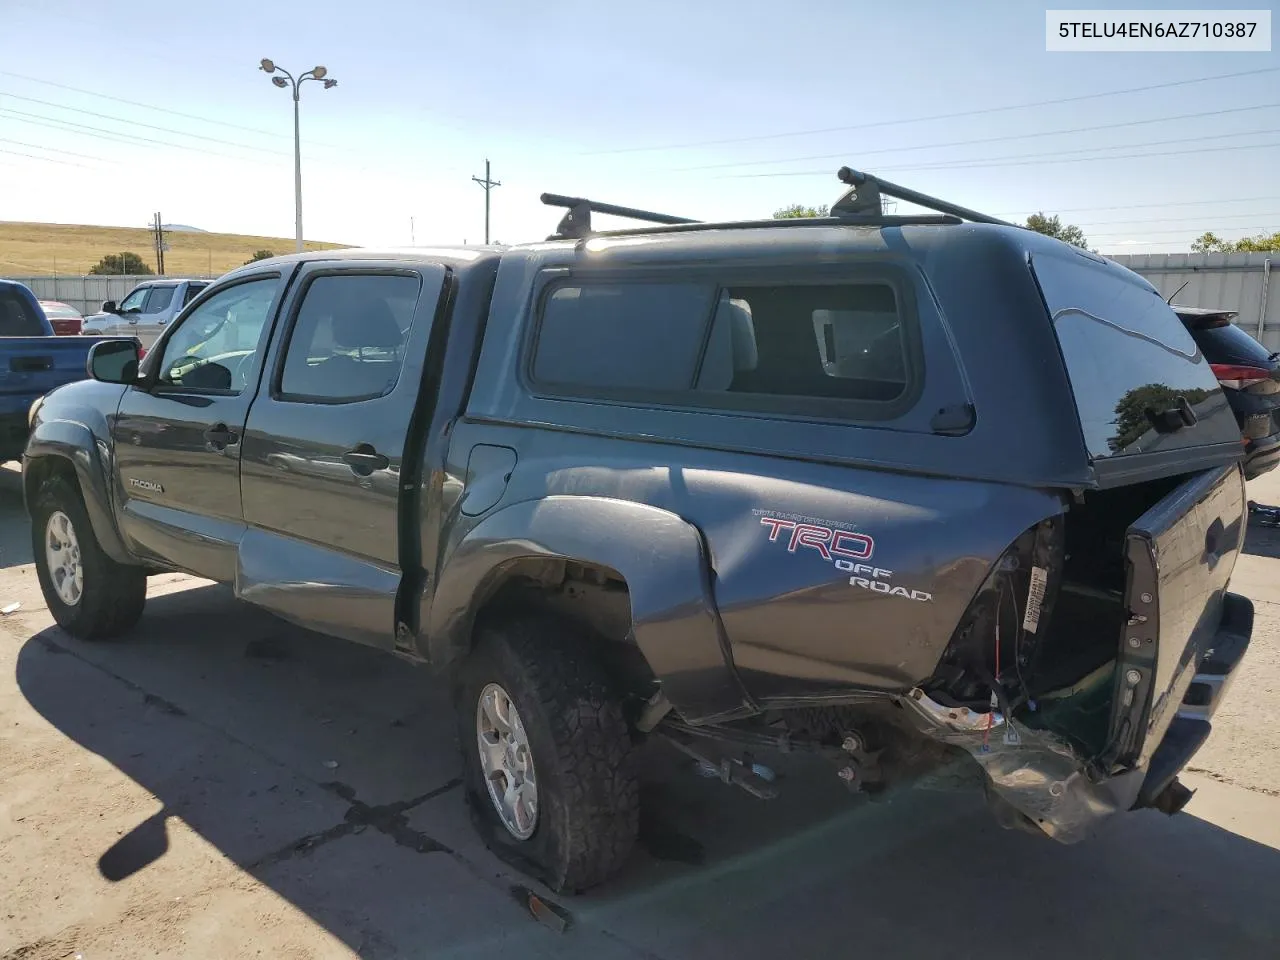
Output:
[
  {"xmin": 156, "ymin": 278, "xmax": 278, "ymax": 393},
  {"xmin": 117, "ymin": 287, "xmax": 148, "ymax": 314}
]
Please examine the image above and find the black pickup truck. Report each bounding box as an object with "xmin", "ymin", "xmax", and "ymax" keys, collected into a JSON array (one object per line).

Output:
[{"xmin": 22, "ymin": 170, "xmax": 1254, "ymax": 893}]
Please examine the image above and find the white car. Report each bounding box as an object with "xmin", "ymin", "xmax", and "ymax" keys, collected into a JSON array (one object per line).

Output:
[{"xmin": 81, "ymin": 279, "xmax": 210, "ymax": 349}]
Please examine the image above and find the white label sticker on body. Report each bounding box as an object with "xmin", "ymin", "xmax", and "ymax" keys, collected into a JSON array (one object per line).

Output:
[{"xmin": 1023, "ymin": 565, "xmax": 1048, "ymax": 633}]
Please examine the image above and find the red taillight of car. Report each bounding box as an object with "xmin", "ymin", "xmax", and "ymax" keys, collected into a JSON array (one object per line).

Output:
[
  {"xmin": 1211, "ymin": 363, "xmax": 1272, "ymax": 389},
  {"xmin": 138, "ymin": 347, "xmax": 147, "ymax": 360}
]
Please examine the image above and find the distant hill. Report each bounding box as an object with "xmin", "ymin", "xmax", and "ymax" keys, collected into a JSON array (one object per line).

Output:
[
  {"xmin": 162, "ymin": 224, "xmax": 208, "ymax": 233},
  {"xmin": 0, "ymin": 221, "xmax": 348, "ymax": 277}
]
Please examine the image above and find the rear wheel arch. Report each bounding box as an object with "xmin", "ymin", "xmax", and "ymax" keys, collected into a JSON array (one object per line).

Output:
[{"xmin": 424, "ymin": 496, "xmax": 752, "ymax": 724}]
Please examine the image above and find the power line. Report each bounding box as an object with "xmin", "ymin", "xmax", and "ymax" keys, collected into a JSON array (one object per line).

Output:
[
  {"xmin": 1090, "ymin": 224, "xmax": 1278, "ymax": 238},
  {"xmin": 1073, "ymin": 210, "xmax": 1280, "ymax": 228},
  {"xmin": 0, "ymin": 91, "xmax": 309, "ymax": 158},
  {"xmin": 0, "ymin": 137, "xmax": 115, "ymax": 163},
  {"xmin": 0, "ymin": 146, "xmax": 86, "ymax": 167},
  {"xmin": 873, "ymin": 128, "xmax": 1280, "ymax": 172},
  {"xmin": 725, "ymin": 137, "xmax": 1280, "ymax": 178},
  {"xmin": 993, "ymin": 195, "xmax": 1280, "ymax": 216},
  {"xmin": 587, "ymin": 65, "xmax": 1280, "ymax": 155},
  {"xmin": 0, "ymin": 107, "xmax": 283, "ymax": 167},
  {"xmin": 0, "ymin": 69, "xmax": 350, "ymax": 149},
  {"xmin": 677, "ymin": 101, "xmax": 1280, "ymax": 172}
]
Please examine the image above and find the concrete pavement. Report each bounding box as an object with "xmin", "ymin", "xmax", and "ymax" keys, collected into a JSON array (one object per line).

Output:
[{"xmin": 2, "ymin": 464, "xmax": 1279, "ymax": 959}]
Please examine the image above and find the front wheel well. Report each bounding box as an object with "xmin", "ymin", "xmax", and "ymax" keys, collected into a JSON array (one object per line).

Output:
[{"xmin": 24, "ymin": 455, "xmax": 82, "ymax": 514}]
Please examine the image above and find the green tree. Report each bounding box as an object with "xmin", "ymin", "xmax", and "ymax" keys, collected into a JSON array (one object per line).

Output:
[
  {"xmin": 1191, "ymin": 232, "xmax": 1231, "ymax": 253},
  {"xmin": 1230, "ymin": 232, "xmax": 1280, "ymax": 252},
  {"xmin": 244, "ymin": 249, "xmax": 276, "ymax": 264},
  {"xmin": 1025, "ymin": 212, "xmax": 1089, "ymax": 249},
  {"xmin": 1191, "ymin": 230, "xmax": 1280, "ymax": 253},
  {"xmin": 773, "ymin": 203, "xmax": 830, "ymax": 219},
  {"xmin": 88, "ymin": 252, "xmax": 154, "ymax": 276}
]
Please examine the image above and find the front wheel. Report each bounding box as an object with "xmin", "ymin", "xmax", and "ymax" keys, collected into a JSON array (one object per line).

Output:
[
  {"xmin": 31, "ymin": 476, "xmax": 147, "ymax": 640},
  {"xmin": 455, "ymin": 614, "xmax": 639, "ymax": 893}
]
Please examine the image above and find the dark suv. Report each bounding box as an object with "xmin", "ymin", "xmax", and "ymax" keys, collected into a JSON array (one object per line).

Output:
[
  {"xmin": 22, "ymin": 169, "xmax": 1254, "ymax": 892},
  {"xmin": 1174, "ymin": 305, "xmax": 1280, "ymax": 479}
]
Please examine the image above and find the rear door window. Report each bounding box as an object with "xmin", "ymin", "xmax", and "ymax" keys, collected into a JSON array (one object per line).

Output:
[
  {"xmin": 183, "ymin": 283, "xmax": 208, "ymax": 306},
  {"xmin": 144, "ymin": 285, "xmax": 175, "ymax": 313},
  {"xmin": 279, "ymin": 273, "xmax": 423, "ymax": 402}
]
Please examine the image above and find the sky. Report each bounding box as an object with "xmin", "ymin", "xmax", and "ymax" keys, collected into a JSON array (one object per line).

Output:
[{"xmin": 0, "ymin": 0, "xmax": 1277, "ymax": 255}]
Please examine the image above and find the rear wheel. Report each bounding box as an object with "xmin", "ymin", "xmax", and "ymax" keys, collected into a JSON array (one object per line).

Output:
[
  {"xmin": 455, "ymin": 614, "xmax": 639, "ymax": 893},
  {"xmin": 31, "ymin": 476, "xmax": 147, "ymax": 640}
]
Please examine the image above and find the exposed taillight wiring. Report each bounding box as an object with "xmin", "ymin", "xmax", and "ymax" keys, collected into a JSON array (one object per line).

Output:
[
  {"xmin": 1004, "ymin": 578, "xmax": 1034, "ymax": 709},
  {"xmin": 1211, "ymin": 363, "xmax": 1271, "ymax": 389},
  {"xmin": 984, "ymin": 608, "xmax": 1000, "ymax": 750}
]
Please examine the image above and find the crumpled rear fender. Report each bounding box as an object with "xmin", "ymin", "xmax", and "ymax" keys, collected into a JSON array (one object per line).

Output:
[{"xmin": 425, "ymin": 495, "xmax": 753, "ymax": 724}]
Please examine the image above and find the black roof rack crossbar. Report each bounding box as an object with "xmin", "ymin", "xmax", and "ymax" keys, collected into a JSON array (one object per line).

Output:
[
  {"xmin": 542, "ymin": 167, "xmax": 1013, "ymax": 240},
  {"xmin": 568, "ymin": 214, "xmax": 962, "ymax": 241},
  {"xmin": 833, "ymin": 167, "xmax": 1015, "ymax": 227},
  {"xmin": 541, "ymin": 193, "xmax": 698, "ymax": 240}
]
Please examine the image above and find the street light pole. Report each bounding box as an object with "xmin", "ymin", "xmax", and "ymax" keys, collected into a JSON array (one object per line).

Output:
[
  {"xmin": 259, "ymin": 58, "xmax": 337, "ymax": 253},
  {"xmin": 293, "ymin": 89, "xmax": 302, "ymax": 252}
]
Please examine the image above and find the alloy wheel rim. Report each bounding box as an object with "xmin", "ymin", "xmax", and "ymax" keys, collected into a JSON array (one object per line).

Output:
[
  {"xmin": 476, "ymin": 682, "xmax": 538, "ymax": 840},
  {"xmin": 45, "ymin": 510, "xmax": 83, "ymax": 607}
]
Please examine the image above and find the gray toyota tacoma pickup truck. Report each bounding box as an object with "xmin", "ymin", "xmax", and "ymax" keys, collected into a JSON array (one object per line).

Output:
[{"xmin": 22, "ymin": 169, "xmax": 1255, "ymax": 893}]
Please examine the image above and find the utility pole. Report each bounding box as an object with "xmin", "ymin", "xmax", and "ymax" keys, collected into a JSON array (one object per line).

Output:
[
  {"xmin": 152, "ymin": 212, "xmax": 166, "ymax": 275},
  {"xmin": 471, "ymin": 159, "xmax": 501, "ymax": 245}
]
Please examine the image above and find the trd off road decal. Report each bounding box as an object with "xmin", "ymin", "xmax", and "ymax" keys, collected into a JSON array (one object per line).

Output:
[
  {"xmin": 755, "ymin": 510, "xmax": 932, "ymax": 602},
  {"xmin": 756, "ymin": 512, "xmax": 874, "ymax": 564}
]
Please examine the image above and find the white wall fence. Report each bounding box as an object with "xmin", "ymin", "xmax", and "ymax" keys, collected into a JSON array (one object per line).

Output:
[
  {"xmin": 8, "ymin": 275, "xmax": 215, "ymax": 318},
  {"xmin": 1111, "ymin": 252, "xmax": 1278, "ymax": 351},
  {"xmin": 10, "ymin": 255, "xmax": 1278, "ymax": 351}
]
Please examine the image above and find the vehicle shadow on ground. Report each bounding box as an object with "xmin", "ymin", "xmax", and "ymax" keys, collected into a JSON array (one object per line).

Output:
[{"xmin": 14, "ymin": 585, "xmax": 1280, "ymax": 960}]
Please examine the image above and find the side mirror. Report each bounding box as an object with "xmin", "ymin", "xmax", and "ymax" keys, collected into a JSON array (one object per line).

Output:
[
  {"xmin": 101, "ymin": 300, "xmax": 118, "ymax": 314},
  {"xmin": 87, "ymin": 339, "xmax": 141, "ymax": 384}
]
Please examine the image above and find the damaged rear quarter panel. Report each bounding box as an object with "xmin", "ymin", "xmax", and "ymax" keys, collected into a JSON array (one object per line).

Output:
[
  {"xmin": 438, "ymin": 420, "xmax": 1067, "ymax": 709},
  {"xmin": 696, "ymin": 465, "xmax": 1068, "ymax": 703}
]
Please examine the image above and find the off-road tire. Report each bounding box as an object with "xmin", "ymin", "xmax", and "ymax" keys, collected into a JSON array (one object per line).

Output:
[
  {"xmin": 455, "ymin": 614, "xmax": 639, "ymax": 893},
  {"xmin": 31, "ymin": 476, "xmax": 147, "ymax": 640}
]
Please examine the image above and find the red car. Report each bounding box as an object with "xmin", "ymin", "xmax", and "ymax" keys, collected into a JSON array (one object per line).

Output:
[{"xmin": 38, "ymin": 300, "xmax": 83, "ymax": 336}]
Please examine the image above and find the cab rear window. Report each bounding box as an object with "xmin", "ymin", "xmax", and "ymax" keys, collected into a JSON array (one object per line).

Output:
[
  {"xmin": 530, "ymin": 277, "xmax": 916, "ymax": 417},
  {"xmin": 0, "ymin": 289, "xmax": 45, "ymax": 336}
]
